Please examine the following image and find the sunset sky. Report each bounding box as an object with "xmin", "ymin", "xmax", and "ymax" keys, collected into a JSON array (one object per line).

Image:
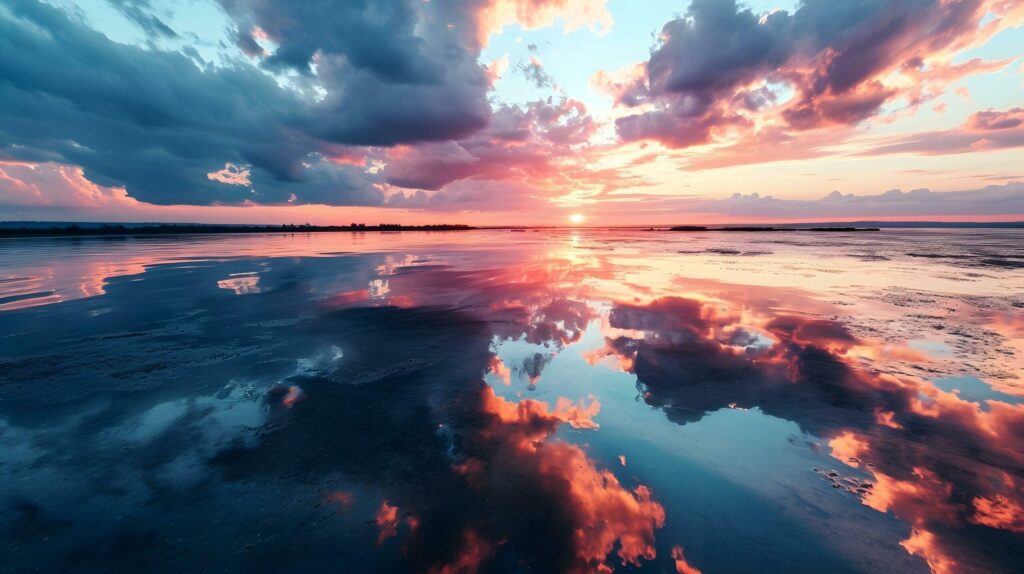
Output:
[{"xmin": 1, "ymin": 0, "xmax": 1023, "ymax": 225}]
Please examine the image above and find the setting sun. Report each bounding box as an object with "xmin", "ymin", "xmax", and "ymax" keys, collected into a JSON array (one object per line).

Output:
[{"xmin": 568, "ymin": 213, "xmax": 586, "ymax": 225}]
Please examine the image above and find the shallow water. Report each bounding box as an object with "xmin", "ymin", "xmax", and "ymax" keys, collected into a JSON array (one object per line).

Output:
[{"xmin": 1, "ymin": 229, "xmax": 1022, "ymax": 573}]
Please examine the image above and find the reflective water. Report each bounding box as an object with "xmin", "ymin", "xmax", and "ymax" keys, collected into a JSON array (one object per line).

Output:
[{"xmin": 1, "ymin": 229, "xmax": 1022, "ymax": 574}]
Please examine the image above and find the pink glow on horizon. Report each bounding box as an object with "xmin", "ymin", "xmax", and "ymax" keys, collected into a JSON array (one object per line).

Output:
[
  {"xmin": 3, "ymin": 204, "xmax": 1022, "ymax": 227},
  {"xmin": 2, "ymin": 161, "xmax": 1022, "ymax": 227}
]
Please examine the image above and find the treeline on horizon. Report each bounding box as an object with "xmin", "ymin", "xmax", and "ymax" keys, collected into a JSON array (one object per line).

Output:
[{"xmin": 0, "ymin": 223, "xmax": 476, "ymax": 237}]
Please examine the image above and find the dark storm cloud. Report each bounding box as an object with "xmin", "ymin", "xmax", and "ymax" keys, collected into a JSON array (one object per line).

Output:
[
  {"xmin": 0, "ymin": 0, "xmax": 389, "ymax": 206},
  {"xmin": 614, "ymin": 0, "xmax": 1006, "ymax": 147},
  {"xmin": 107, "ymin": 0, "xmax": 178, "ymax": 38},
  {"xmin": 645, "ymin": 0, "xmax": 791, "ymax": 96},
  {"xmin": 218, "ymin": 0, "xmax": 436, "ymax": 80},
  {"xmin": 0, "ymin": 0, "xmax": 525, "ymax": 206},
  {"xmin": 302, "ymin": 57, "xmax": 490, "ymax": 147},
  {"xmin": 217, "ymin": 0, "xmax": 492, "ymax": 146}
]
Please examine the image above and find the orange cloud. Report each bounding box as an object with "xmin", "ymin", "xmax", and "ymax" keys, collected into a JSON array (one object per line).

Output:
[
  {"xmin": 971, "ymin": 494, "xmax": 1024, "ymax": 533},
  {"xmin": 426, "ymin": 530, "xmax": 497, "ymax": 574},
  {"xmin": 900, "ymin": 529, "xmax": 958, "ymax": 574},
  {"xmin": 487, "ymin": 355, "xmax": 512, "ymax": 386},
  {"xmin": 671, "ymin": 545, "xmax": 704, "ymax": 574},
  {"xmin": 474, "ymin": 0, "xmax": 612, "ymax": 46},
  {"xmin": 375, "ymin": 501, "xmax": 400, "ymax": 545},
  {"xmin": 461, "ymin": 387, "xmax": 665, "ymax": 571}
]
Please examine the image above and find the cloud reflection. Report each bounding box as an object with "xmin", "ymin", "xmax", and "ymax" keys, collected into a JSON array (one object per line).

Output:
[
  {"xmin": 324, "ymin": 253, "xmax": 1022, "ymax": 573},
  {"xmin": 583, "ymin": 295, "xmax": 1024, "ymax": 574},
  {"xmin": 209, "ymin": 302, "xmax": 664, "ymax": 573},
  {"xmin": 2, "ymin": 233, "xmax": 1021, "ymax": 573}
]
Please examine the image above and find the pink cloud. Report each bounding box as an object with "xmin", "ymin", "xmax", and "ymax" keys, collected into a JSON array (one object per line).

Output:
[
  {"xmin": 473, "ymin": 0, "xmax": 613, "ymax": 46},
  {"xmin": 0, "ymin": 162, "xmax": 137, "ymax": 209},
  {"xmin": 383, "ymin": 97, "xmax": 598, "ymax": 192},
  {"xmin": 206, "ymin": 163, "xmax": 252, "ymax": 186},
  {"xmin": 588, "ymin": 182, "xmax": 1024, "ymax": 221},
  {"xmin": 609, "ymin": 0, "xmax": 1023, "ymax": 152},
  {"xmin": 862, "ymin": 107, "xmax": 1024, "ymax": 156}
]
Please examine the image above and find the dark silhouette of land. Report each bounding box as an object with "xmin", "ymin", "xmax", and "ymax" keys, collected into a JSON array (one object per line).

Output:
[
  {"xmin": 0, "ymin": 223, "xmax": 475, "ymax": 237},
  {"xmin": 1, "ymin": 220, "xmax": 1022, "ymax": 238}
]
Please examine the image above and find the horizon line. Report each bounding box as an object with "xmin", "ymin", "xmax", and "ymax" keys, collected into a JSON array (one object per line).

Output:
[{"xmin": 3, "ymin": 219, "xmax": 1024, "ymax": 230}]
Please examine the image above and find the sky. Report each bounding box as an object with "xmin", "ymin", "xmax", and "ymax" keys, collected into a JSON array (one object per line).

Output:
[{"xmin": 1, "ymin": 0, "xmax": 1023, "ymax": 225}]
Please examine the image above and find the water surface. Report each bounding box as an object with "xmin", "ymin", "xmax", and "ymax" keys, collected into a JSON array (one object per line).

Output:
[{"xmin": 1, "ymin": 229, "xmax": 1022, "ymax": 573}]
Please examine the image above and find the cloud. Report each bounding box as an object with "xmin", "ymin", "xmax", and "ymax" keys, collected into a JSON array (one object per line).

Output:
[
  {"xmin": 971, "ymin": 107, "xmax": 1024, "ymax": 131},
  {"xmin": 0, "ymin": 0, "xmax": 611, "ymax": 209},
  {"xmin": 592, "ymin": 182, "xmax": 1024, "ymax": 220},
  {"xmin": 216, "ymin": 0, "xmax": 610, "ymax": 146},
  {"xmin": 645, "ymin": 103, "xmax": 1024, "ymax": 173},
  {"xmin": 206, "ymin": 163, "xmax": 252, "ymax": 186},
  {"xmin": 2, "ymin": 0, "xmax": 1021, "ymax": 218},
  {"xmin": 0, "ymin": 0, "xmax": 383, "ymax": 205},
  {"xmin": 672, "ymin": 545, "xmax": 704, "ymax": 574},
  {"xmin": 379, "ymin": 96, "xmax": 645, "ymax": 211},
  {"xmin": 679, "ymin": 125, "xmax": 844, "ymax": 171},
  {"xmin": 703, "ymin": 183, "xmax": 1024, "ymax": 218},
  {"xmin": 862, "ymin": 107, "xmax": 1024, "ymax": 156},
  {"xmin": 516, "ymin": 44, "xmax": 554, "ymax": 88},
  {"xmin": 473, "ymin": 0, "xmax": 613, "ymax": 45},
  {"xmin": 0, "ymin": 161, "xmax": 137, "ymax": 209},
  {"xmin": 383, "ymin": 97, "xmax": 596, "ymax": 190},
  {"xmin": 611, "ymin": 0, "xmax": 1023, "ymax": 149},
  {"xmin": 107, "ymin": 0, "xmax": 178, "ymax": 38}
]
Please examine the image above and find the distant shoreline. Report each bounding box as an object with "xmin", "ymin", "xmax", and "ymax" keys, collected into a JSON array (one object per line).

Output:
[
  {"xmin": 0, "ymin": 223, "xmax": 476, "ymax": 238},
  {"xmin": 1, "ymin": 220, "xmax": 1023, "ymax": 238}
]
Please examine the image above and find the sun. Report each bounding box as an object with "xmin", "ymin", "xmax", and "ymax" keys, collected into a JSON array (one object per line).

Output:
[{"xmin": 568, "ymin": 213, "xmax": 586, "ymax": 225}]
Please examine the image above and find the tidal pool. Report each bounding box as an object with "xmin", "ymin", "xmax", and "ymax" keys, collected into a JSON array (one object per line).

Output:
[{"xmin": 1, "ymin": 229, "xmax": 1022, "ymax": 573}]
